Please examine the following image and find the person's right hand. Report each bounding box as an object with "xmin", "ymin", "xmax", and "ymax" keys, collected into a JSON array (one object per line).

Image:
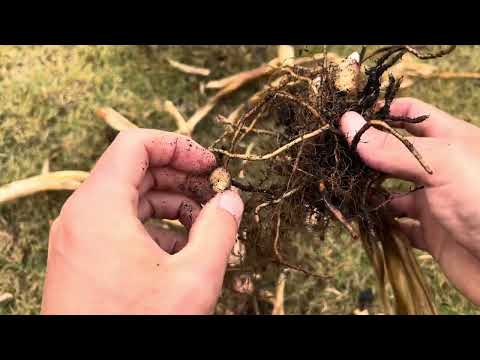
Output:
[{"xmin": 340, "ymin": 98, "xmax": 480, "ymax": 305}]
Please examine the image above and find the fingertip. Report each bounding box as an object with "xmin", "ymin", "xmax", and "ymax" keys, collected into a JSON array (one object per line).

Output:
[
  {"xmin": 209, "ymin": 190, "xmax": 244, "ymax": 227},
  {"xmin": 199, "ymin": 148, "xmax": 218, "ymax": 173},
  {"xmin": 178, "ymin": 137, "xmax": 217, "ymax": 174},
  {"xmin": 181, "ymin": 189, "xmax": 244, "ymax": 270},
  {"xmin": 339, "ymin": 111, "xmax": 367, "ymax": 144}
]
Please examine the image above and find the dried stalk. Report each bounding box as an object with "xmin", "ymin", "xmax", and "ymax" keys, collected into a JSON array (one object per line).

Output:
[
  {"xmin": 0, "ymin": 293, "xmax": 14, "ymax": 304},
  {"xmin": 164, "ymin": 100, "xmax": 189, "ymax": 134},
  {"xmin": 381, "ymin": 228, "xmax": 437, "ymax": 314},
  {"xmin": 272, "ymin": 270, "xmax": 287, "ymax": 315},
  {"xmin": 96, "ymin": 107, "xmax": 138, "ymax": 131},
  {"xmin": 167, "ymin": 58, "xmax": 211, "ymax": 76},
  {"xmin": 382, "ymin": 53, "xmax": 480, "ymax": 89},
  {"xmin": 206, "ymin": 52, "xmax": 341, "ymax": 91},
  {"xmin": 206, "ymin": 58, "xmax": 281, "ymax": 90},
  {"xmin": 277, "ymin": 45, "xmax": 295, "ymax": 66},
  {"xmin": 433, "ymin": 71, "xmax": 480, "ymax": 79},
  {"xmin": 184, "ymin": 64, "xmax": 280, "ymax": 134},
  {"xmin": 0, "ymin": 171, "xmax": 89, "ymax": 204}
]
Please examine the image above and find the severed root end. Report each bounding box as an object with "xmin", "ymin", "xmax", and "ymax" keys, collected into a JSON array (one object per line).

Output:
[{"xmin": 209, "ymin": 167, "xmax": 232, "ymax": 193}]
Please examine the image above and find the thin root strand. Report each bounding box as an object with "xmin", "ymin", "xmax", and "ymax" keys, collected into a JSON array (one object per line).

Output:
[
  {"xmin": 213, "ymin": 125, "xmax": 330, "ymax": 161},
  {"xmin": 351, "ymin": 120, "xmax": 433, "ymax": 174}
]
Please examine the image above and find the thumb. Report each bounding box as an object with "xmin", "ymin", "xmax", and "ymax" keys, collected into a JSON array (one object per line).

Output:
[
  {"xmin": 180, "ymin": 189, "xmax": 244, "ymax": 275},
  {"xmin": 340, "ymin": 111, "xmax": 439, "ymax": 185}
]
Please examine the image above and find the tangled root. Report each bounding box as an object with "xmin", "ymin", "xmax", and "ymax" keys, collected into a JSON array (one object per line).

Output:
[{"xmin": 211, "ymin": 46, "xmax": 454, "ymax": 314}]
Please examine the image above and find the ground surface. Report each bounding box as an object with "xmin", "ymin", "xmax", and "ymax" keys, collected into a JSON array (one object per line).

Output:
[{"xmin": 0, "ymin": 45, "xmax": 479, "ymax": 314}]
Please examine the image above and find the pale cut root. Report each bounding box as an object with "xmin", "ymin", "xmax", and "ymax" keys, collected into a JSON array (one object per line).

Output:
[
  {"xmin": 167, "ymin": 58, "xmax": 211, "ymax": 76},
  {"xmin": 96, "ymin": 107, "xmax": 138, "ymax": 131},
  {"xmin": 0, "ymin": 171, "xmax": 90, "ymax": 204}
]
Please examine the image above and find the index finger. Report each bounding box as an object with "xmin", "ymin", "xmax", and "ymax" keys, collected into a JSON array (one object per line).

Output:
[
  {"xmin": 340, "ymin": 111, "xmax": 442, "ymax": 186},
  {"xmin": 381, "ymin": 97, "xmax": 475, "ymax": 138},
  {"xmin": 89, "ymin": 128, "xmax": 217, "ymax": 190}
]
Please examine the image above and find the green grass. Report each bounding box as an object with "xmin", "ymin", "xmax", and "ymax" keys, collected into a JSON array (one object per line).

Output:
[{"xmin": 1, "ymin": 45, "xmax": 479, "ymax": 314}]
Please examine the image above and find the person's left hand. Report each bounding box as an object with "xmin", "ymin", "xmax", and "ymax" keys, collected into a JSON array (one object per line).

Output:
[{"xmin": 41, "ymin": 129, "xmax": 244, "ymax": 314}]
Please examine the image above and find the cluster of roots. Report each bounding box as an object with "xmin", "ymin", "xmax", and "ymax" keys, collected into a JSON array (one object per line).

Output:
[{"xmin": 210, "ymin": 45, "xmax": 456, "ymax": 315}]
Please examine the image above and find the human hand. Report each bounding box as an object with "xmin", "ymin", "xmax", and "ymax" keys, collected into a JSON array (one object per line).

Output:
[
  {"xmin": 41, "ymin": 129, "xmax": 244, "ymax": 314},
  {"xmin": 340, "ymin": 98, "xmax": 480, "ymax": 305}
]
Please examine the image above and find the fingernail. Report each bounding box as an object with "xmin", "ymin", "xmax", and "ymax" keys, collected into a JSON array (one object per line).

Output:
[
  {"xmin": 216, "ymin": 190, "xmax": 244, "ymax": 226},
  {"xmin": 340, "ymin": 111, "xmax": 367, "ymax": 144}
]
